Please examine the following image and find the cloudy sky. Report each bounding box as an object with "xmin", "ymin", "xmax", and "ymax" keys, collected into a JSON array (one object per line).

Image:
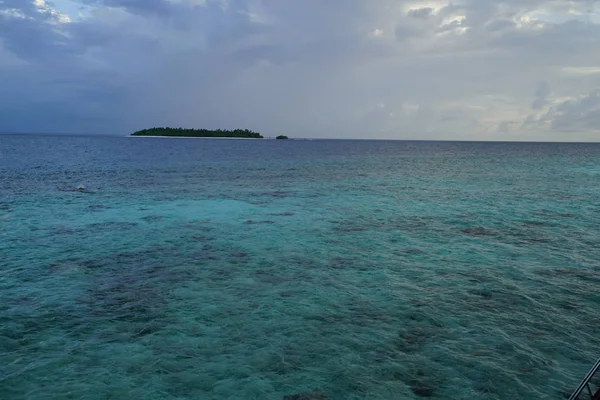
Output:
[{"xmin": 1, "ymin": 0, "xmax": 600, "ymax": 140}]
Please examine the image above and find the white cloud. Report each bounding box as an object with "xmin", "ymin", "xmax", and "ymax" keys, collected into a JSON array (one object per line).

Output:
[
  {"xmin": 403, "ymin": 1, "xmax": 448, "ymax": 15},
  {"xmin": 33, "ymin": 0, "xmax": 72, "ymax": 23},
  {"xmin": 562, "ymin": 66, "xmax": 600, "ymax": 76},
  {"xmin": 0, "ymin": 8, "xmax": 28, "ymax": 19},
  {"xmin": 369, "ymin": 28, "xmax": 384, "ymax": 38},
  {"xmin": 401, "ymin": 102, "xmax": 420, "ymax": 115}
]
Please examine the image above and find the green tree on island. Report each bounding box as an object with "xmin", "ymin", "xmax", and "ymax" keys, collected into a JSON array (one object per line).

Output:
[
  {"xmin": 131, "ymin": 127, "xmax": 263, "ymax": 139},
  {"xmin": 276, "ymin": 135, "xmax": 289, "ymax": 140}
]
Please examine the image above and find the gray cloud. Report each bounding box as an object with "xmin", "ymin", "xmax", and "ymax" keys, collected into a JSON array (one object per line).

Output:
[
  {"xmin": 532, "ymin": 82, "xmax": 551, "ymax": 110},
  {"xmin": 80, "ymin": 0, "xmax": 172, "ymax": 16},
  {"xmin": 407, "ymin": 8, "xmax": 434, "ymax": 20},
  {"xmin": 544, "ymin": 89, "xmax": 600, "ymax": 132},
  {"xmin": 1, "ymin": 0, "xmax": 600, "ymax": 140},
  {"xmin": 0, "ymin": 0, "xmax": 80, "ymax": 62}
]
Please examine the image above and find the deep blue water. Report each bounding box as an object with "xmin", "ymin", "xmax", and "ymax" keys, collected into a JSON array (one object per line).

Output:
[{"xmin": 1, "ymin": 135, "xmax": 599, "ymax": 399}]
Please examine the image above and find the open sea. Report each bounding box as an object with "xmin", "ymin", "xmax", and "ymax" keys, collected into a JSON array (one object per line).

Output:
[{"xmin": 1, "ymin": 134, "xmax": 599, "ymax": 400}]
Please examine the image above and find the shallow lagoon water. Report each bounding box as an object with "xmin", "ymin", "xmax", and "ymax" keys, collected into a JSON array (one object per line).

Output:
[{"xmin": 1, "ymin": 135, "xmax": 599, "ymax": 399}]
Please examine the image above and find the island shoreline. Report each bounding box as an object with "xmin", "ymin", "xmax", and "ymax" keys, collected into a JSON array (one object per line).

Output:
[
  {"xmin": 126, "ymin": 136, "xmax": 267, "ymax": 140},
  {"xmin": 131, "ymin": 127, "xmax": 264, "ymax": 139}
]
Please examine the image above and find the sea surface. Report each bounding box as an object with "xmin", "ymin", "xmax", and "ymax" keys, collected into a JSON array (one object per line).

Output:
[{"xmin": 1, "ymin": 135, "xmax": 599, "ymax": 400}]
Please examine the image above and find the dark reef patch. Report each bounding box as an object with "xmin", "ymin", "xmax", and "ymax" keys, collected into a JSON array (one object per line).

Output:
[
  {"xmin": 88, "ymin": 221, "xmax": 139, "ymax": 231},
  {"xmin": 409, "ymin": 380, "xmax": 435, "ymax": 398},
  {"xmin": 328, "ymin": 257, "xmax": 356, "ymax": 270},
  {"xmin": 462, "ymin": 227, "xmax": 494, "ymax": 237},
  {"xmin": 52, "ymin": 226, "xmax": 75, "ymax": 235},
  {"xmin": 396, "ymin": 248, "xmax": 426, "ymax": 255},
  {"xmin": 283, "ymin": 391, "xmax": 327, "ymax": 400},
  {"xmin": 521, "ymin": 220, "xmax": 556, "ymax": 227},
  {"xmin": 191, "ymin": 235, "xmax": 213, "ymax": 242},
  {"xmin": 476, "ymin": 290, "xmax": 493, "ymax": 299},
  {"xmin": 332, "ymin": 225, "xmax": 369, "ymax": 233},
  {"xmin": 244, "ymin": 220, "xmax": 276, "ymax": 225},
  {"xmin": 87, "ymin": 204, "xmax": 110, "ymax": 211},
  {"xmin": 141, "ymin": 215, "xmax": 165, "ymax": 222},
  {"xmin": 270, "ymin": 212, "xmax": 295, "ymax": 216}
]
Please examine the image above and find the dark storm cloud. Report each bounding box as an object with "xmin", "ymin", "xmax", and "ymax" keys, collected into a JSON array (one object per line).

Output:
[{"xmin": 1, "ymin": 0, "xmax": 600, "ymax": 140}]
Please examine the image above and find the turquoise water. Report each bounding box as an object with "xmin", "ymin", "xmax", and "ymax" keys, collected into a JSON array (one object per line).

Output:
[{"xmin": 1, "ymin": 135, "xmax": 599, "ymax": 399}]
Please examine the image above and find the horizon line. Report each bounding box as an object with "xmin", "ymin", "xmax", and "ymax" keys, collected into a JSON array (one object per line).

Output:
[{"xmin": 1, "ymin": 131, "xmax": 599, "ymax": 144}]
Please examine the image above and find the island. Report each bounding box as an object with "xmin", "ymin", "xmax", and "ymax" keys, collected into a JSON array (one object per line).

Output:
[
  {"xmin": 276, "ymin": 135, "xmax": 289, "ymax": 140},
  {"xmin": 131, "ymin": 127, "xmax": 264, "ymax": 139}
]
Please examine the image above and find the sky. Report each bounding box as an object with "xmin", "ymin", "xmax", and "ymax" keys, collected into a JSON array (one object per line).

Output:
[{"xmin": 1, "ymin": 0, "xmax": 600, "ymax": 141}]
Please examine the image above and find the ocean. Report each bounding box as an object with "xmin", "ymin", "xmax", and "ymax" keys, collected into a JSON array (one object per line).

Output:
[{"xmin": 1, "ymin": 134, "xmax": 599, "ymax": 399}]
